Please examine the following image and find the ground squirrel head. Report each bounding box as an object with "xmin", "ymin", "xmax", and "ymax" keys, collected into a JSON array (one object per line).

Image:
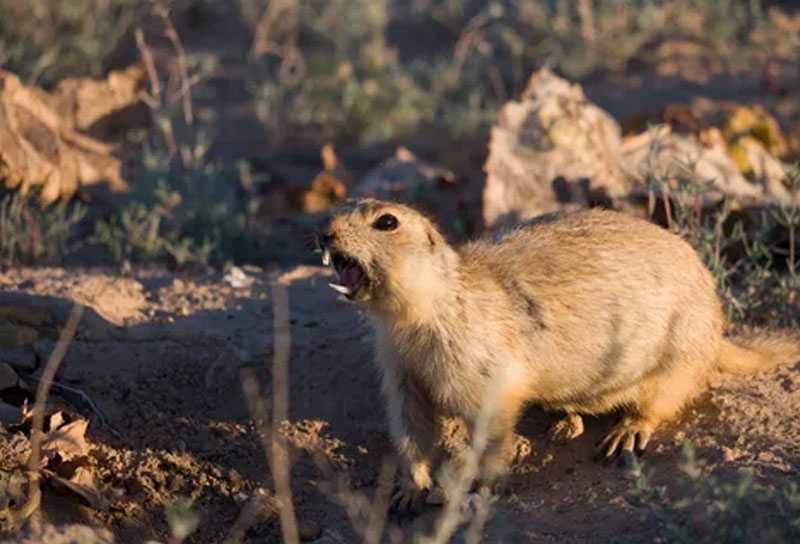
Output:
[{"xmin": 317, "ymin": 198, "xmax": 457, "ymax": 313}]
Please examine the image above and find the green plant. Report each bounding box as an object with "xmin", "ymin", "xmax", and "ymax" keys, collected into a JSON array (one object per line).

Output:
[
  {"xmin": 91, "ymin": 178, "xmax": 218, "ymax": 270},
  {"xmin": 625, "ymin": 442, "xmax": 800, "ymax": 544},
  {"xmin": 0, "ymin": 0, "xmax": 140, "ymax": 85},
  {"xmin": 239, "ymin": 0, "xmax": 799, "ymax": 150},
  {"xmin": 644, "ymin": 128, "xmax": 800, "ymax": 329},
  {"xmin": 244, "ymin": 0, "xmax": 436, "ymax": 145},
  {"xmin": 0, "ymin": 190, "xmax": 87, "ymax": 267}
]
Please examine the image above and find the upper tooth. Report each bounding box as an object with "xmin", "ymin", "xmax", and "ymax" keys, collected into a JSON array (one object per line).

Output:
[
  {"xmin": 328, "ymin": 283, "xmax": 352, "ymax": 295},
  {"xmin": 322, "ymin": 249, "xmax": 331, "ymax": 266}
]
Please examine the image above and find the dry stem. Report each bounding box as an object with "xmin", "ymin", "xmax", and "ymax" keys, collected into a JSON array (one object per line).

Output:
[
  {"xmin": 269, "ymin": 280, "xmax": 300, "ymax": 543},
  {"xmin": 25, "ymin": 303, "xmax": 84, "ymax": 522},
  {"xmin": 152, "ymin": 2, "xmax": 194, "ymax": 125}
]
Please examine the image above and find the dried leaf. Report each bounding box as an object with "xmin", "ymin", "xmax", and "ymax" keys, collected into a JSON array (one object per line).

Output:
[
  {"xmin": 41, "ymin": 419, "xmax": 90, "ymax": 462},
  {"xmin": 0, "ymin": 471, "xmax": 40, "ymax": 532},
  {"xmin": 48, "ymin": 411, "xmax": 65, "ymax": 432},
  {"xmin": 45, "ymin": 467, "xmax": 110, "ymax": 512},
  {"xmin": 303, "ymin": 172, "xmax": 347, "ymax": 214},
  {"xmin": 357, "ymin": 146, "xmax": 456, "ymax": 202},
  {"xmin": 42, "ymin": 65, "xmax": 147, "ymax": 134},
  {"xmin": 725, "ymin": 105, "xmax": 788, "ymax": 157},
  {"xmin": 0, "ymin": 69, "xmax": 133, "ymax": 205}
]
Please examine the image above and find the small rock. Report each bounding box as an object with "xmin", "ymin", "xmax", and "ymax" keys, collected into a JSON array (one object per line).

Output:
[
  {"xmin": 299, "ymin": 520, "xmax": 322, "ymax": 541},
  {"xmin": 0, "ymin": 362, "xmax": 19, "ymax": 390},
  {"xmin": 0, "ymin": 402, "xmax": 24, "ymax": 425},
  {"xmin": 311, "ymin": 537, "xmax": 339, "ymax": 544},
  {"xmin": 110, "ymin": 486, "xmax": 126, "ymax": 500},
  {"xmin": 512, "ymin": 435, "xmax": 533, "ymax": 463},
  {"xmin": 0, "ymin": 323, "xmax": 38, "ymax": 348},
  {"xmin": 313, "ymin": 530, "xmax": 344, "ymax": 544},
  {"xmin": 223, "ymin": 266, "xmax": 254, "ymax": 289},
  {"xmin": 619, "ymin": 450, "xmax": 637, "ymax": 469},
  {"xmin": 168, "ymin": 473, "xmax": 186, "ymax": 493},
  {"xmin": 0, "ymin": 303, "xmax": 50, "ymax": 326},
  {"xmin": 228, "ymin": 468, "xmax": 244, "ymax": 491},
  {"xmin": 426, "ymin": 487, "xmax": 446, "ymax": 505}
]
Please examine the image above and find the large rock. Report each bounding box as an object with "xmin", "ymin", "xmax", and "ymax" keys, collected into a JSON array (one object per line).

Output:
[
  {"xmin": 482, "ymin": 68, "xmax": 632, "ymax": 230},
  {"xmin": 482, "ymin": 68, "xmax": 798, "ymax": 231}
]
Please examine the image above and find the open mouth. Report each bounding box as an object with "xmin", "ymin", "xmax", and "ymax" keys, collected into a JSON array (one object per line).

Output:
[{"xmin": 322, "ymin": 248, "xmax": 368, "ymax": 299}]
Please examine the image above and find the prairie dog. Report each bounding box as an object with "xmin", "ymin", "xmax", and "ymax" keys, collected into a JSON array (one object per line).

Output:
[{"xmin": 318, "ymin": 198, "xmax": 800, "ymax": 511}]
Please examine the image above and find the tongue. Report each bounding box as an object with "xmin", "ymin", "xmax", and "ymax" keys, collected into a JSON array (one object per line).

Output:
[{"xmin": 340, "ymin": 264, "xmax": 363, "ymax": 290}]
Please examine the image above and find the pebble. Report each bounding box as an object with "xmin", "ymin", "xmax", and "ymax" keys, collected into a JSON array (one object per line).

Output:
[
  {"xmin": 298, "ymin": 520, "xmax": 322, "ymax": 541},
  {"xmin": 0, "ymin": 362, "xmax": 19, "ymax": 390}
]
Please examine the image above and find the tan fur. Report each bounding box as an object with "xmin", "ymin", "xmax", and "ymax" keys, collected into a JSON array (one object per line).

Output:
[
  {"xmin": 719, "ymin": 333, "xmax": 800, "ymax": 375},
  {"xmin": 320, "ymin": 198, "xmax": 800, "ymax": 506}
]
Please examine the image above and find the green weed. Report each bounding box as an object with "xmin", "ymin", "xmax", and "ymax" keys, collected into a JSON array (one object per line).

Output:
[
  {"xmin": 0, "ymin": 190, "xmax": 87, "ymax": 268},
  {"xmin": 624, "ymin": 442, "xmax": 800, "ymax": 544}
]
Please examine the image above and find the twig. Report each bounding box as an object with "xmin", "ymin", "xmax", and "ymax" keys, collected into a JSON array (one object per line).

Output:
[
  {"xmin": 26, "ymin": 303, "xmax": 84, "ymax": 521},
  {"xmin": 153, "ymin": 2, "xmax": 194, "ymax": 125},
  {"xmin": 422, "ymin": 374, "xmax": 502, "ymax": 544},
  {"xmin": 238, "ymin": 368, "xmax": 280, "ymax": 513},
  {"xmin": 269, "ymin": 279, "xmax": 300, "ymax": 544},
  {"xmin": 787, "ymin": 174, "xmax": 799, "ymax": 290},
  {"xmin": 135, "ymin": 26, "xmax": 162, "ymax": 106},
  {"xmin": 662, "ymin": 183, "xmax": 674, "ymax": 232},
  {"xmin": 463, "ymin": 490, "xmax": 492, "ymax": 544},
  {"xmin": 223, "ymin": 486, "xmax": 282, "ymax": 544},
  {"xmin": 577, "ymin": 0, "xmax": 596, "ymax": 40},
  {"xmin": 48, "ymin": 380, "xmax": 115, "ymax": 434},
  {"xmin": 239, "ymin": 285, "xmax": 301, "ymax": 544},
  {"xmin": 363, "ymin": 457, "xmax": 397, "ymax": 544}
]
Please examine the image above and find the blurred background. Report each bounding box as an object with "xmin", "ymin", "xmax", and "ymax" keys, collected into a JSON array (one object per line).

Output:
[{"xmin": 0, "ymin": 0, "xmax": 798, "ymax": 272}]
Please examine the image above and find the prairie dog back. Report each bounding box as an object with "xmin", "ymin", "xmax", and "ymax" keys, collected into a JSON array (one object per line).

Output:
[{"xmin": 462, "ymin": 209, "xmax": 723, "ymax": 409}]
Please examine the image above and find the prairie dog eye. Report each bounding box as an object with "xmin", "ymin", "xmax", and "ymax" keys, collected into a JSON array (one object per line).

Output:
[{"xmin": 373, "ymin": 213, "xmax": 399, "ymax": 231}]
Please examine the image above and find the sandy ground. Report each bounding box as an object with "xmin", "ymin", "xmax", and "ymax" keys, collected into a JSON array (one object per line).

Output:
[{"xmin": 0, "ymin": 265, "xmax": 798, "ymax": 543}]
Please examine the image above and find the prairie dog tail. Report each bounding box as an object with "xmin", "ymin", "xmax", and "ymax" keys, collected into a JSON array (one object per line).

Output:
[{"xmin": 718, "ymin": 331, "xmax": 800, "ymax": 376}]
